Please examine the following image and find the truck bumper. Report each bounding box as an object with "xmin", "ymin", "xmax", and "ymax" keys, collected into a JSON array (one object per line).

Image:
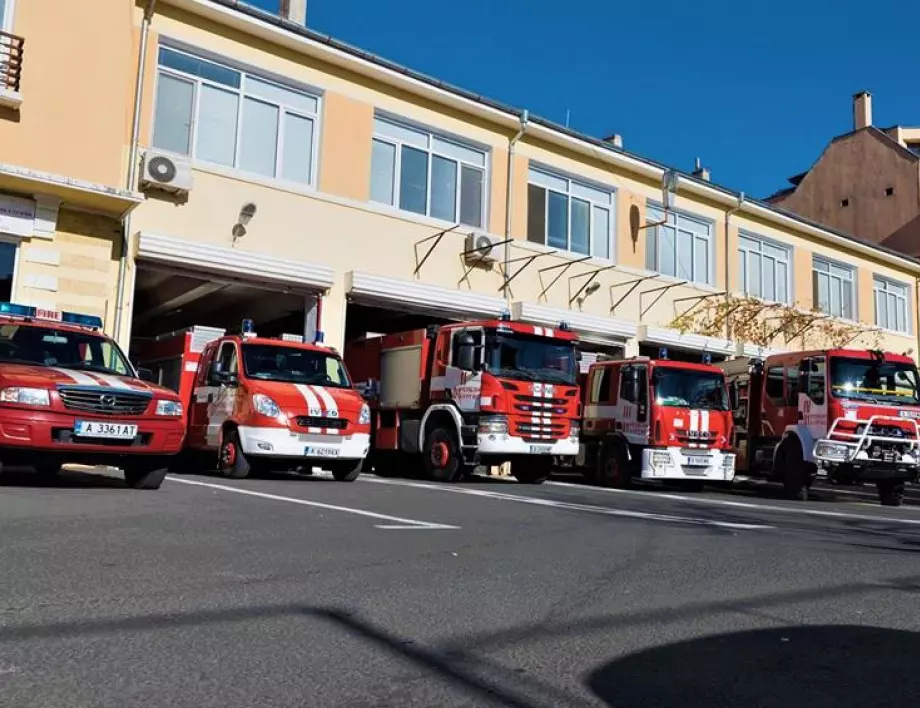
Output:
[
  {"xmin": 0, "ymin": 409, "xmax": 185, "ymax": 462},
  {"xmin": 238, "ymin": 426, "xmax": 370, "ymax": 461},
  {"xmin": 477, "ymin": 433, "xmax": 579, "ymax": 457},
  {"xmin": 640, "ymin": 446, "xmax": 735, "ymax": 482}
]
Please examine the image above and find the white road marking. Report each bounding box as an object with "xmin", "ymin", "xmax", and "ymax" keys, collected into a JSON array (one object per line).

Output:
[
  {"xmin": 363, "ymin": 478, "xmax": 772, "ymax": 530},
  {"xmin": 168, "ymin": 477, "xmax": 459, "ymax": 530},
  {"xmin": 545, "ymin": 480, "xmax": 920, "ymax": 526}
]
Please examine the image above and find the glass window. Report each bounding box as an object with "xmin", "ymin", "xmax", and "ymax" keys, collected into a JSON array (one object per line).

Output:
[
  {"xmin": 874, "ymin": 276, "xmax": 910, "ymax": 333},
  {"xmin": 0, "ymin": 242, "xmax": 16, "ymax": 301},
  {"xmin": 765, "ymin": 366, "xmax": 784, "ymax": 401},
  {"xmin": 739, "ymin": 233, "xmax": 791, "ymax": 303},
  {"xmin": 370, "ymin": 116, "xmax": 487, "ymax": 228},
  {"xmin": 242, "ymin": 344, "xmax": 351, "ymax": 388},
  {"xmin": 812, "ymin": 257, "xmax": 855, "ymax": 319},
  {"xmin": 0, "ymin": 325, "xmax": 131, "ymax": 376},
  {"xmin": 152, "ymin": 46, "xmax": 319, "ymax": 185},
  {"xmin": 527, "ymin": 166, "xmax": 615, "ymax": 258},
  {"xmin": 646, "ymin": 205, "xmax": 712, "ymax": 285}
]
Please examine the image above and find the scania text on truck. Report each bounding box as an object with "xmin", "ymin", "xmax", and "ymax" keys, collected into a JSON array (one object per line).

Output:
[
  {"xmin": 577, "ymin": 351, "xmax": 736, "ymax": 490},
  {"xmin": 345, "ymin": 316, "xmax": 580, "ymax": 484},
  {"xmin": 0, "ymin": 302, "xmax": 185, "ymax": 489},
  {"xmin": 720, "ymin": 349, "xmax": 920, "ymax": 505},
  {"xmin": 136, "ymin": 320, "xmax": 371, "ymax": 481}
]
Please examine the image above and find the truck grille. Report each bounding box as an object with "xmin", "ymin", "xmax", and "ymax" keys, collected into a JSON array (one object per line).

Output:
[
  {"xmin": 57, "ymin": 387, "xmax": 151, "ymax": 416},
  {"xmin": 295, "ymin": 416, "xmax": 348, "ymax": 430}
]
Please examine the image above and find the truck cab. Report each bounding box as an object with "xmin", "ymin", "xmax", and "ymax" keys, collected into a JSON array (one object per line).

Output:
[
  {"xmin": 726, "ymin": 349, "xmax": 920, "ymax": 505},
  {"xmin": 186, "ymin": 322, "xmax": 370, "ymax": 481},
  {"xmin": 579, "ymin": 353, "xmax": 735, "ymax": 489},
  {"xmin": 0, "ymin": 302, "xmax": 185, "ymax": 489}
]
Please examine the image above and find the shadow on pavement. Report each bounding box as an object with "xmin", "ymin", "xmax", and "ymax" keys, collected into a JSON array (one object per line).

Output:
[
  {"xmin": 586, "ymin": 625, "xmax": 920, "ymax": 708},
  {"xmin": 0, "ymin": 467, "xmax": 126, "ymax": 489}
]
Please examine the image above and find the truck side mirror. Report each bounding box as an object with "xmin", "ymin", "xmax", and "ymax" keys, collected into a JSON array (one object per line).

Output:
[
  {"xmin": 208, "ymin": 361, "xmax": 227, "ymax": 384},
  {"xmin": 457, "ymin": 333, "xmax": 476, "ymax": 372},
  {"xmin": 136, "ymin": 367, "xmax": 156, "ymax": 383}
]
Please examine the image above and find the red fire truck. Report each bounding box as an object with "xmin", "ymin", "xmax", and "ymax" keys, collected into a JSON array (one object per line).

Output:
[
  {"xmin": 135, "ymin": 321, "xmax": 370, "ymax": 480},
  {"xmin": 577, "ymin": 351, "xmax": 736, "ymax": 490},
  {"xmin": 344, "ymin": 316, "xmax": 580, "ymax": 484},
  {"xmin": 720, "ymin": 348, "xmax": 920, "ymax": 506},
  {"xmin": 0, "ymin": 302, "xmax": 185, "ymax": 489}
]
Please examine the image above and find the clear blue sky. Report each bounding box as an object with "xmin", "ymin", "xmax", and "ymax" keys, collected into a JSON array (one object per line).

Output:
[{"xmin": 245, "ymin": 0, "xmax": 920, "ymax": 199}]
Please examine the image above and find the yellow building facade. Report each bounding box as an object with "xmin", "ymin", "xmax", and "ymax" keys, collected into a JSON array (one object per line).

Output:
[{"xmin": 8, "ymin": 0, "xmax": 920, "ymax": 364}]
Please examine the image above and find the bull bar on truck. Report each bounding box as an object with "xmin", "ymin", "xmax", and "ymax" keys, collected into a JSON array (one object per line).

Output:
[{"xmin": 813, "ymin": 414, "xmax": 920, "ymax": 469}]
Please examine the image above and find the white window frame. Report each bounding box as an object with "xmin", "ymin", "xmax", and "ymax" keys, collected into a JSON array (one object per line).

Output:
[
  {"xmin": 738, "ymin": 231, "xmax": 793, "ymax": 304},
  {"xmin": 151, "ymin": 42, "xmax": 322, "ymax": 187},
  {"xmin": 526, "ymin": 165, "xmax": 616, "ymax": 260},
  {"xmin": 812, "ymin": 256, "xmax": 856, "ymax": 320},
  {"xmin": 645, "ymin": 202, "xmax": 714, "ymax": 286},
  {"xmin": 873, "ymin": 275, "xmax": 911, "ymax": 333},
  {"xmin": 370, "ymin": 113, "xmax": 489, "ymax": 229}
]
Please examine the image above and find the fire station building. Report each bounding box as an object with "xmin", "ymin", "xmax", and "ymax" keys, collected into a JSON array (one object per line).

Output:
[{"xmin": 5, "ymin": 0, "xmax": 920, "ymax": 367}]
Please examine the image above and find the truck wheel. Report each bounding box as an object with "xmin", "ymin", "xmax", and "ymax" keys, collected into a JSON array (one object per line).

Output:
[
  {"xmin": 123, "ymin": 463, "xmax": 168, "ymax": 490},
  {"xmin": 598, "ymin": 439, "xmax": 631, "ymax": 489},
  {"xmin": 877, "ymin": 480, "xmax": 905, "ymax": 507},
  {"xmin": 777, "ymin": 438, "xmax": 812, "ymax": 501},
  {"xmin": 423, "ymin": 427, "xmax": 463, "ymax": 483},
  {"xmin": 219, "ymin": 430, "xmax": 251, "ymax": 479},
  {"xmin": 330, "ymin": 458, "xmax": 363, "ymax": 482},
  {"xmin": 513, "ymin": 456, "xmax": 552, "ymax": 485}
]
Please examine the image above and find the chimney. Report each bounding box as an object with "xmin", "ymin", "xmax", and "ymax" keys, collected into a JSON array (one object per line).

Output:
[
  {"xmin": 853, "ymin": 91, "xmax": 872, "ymax": 130},
  {"xmin": 692, "ymin": 157, "xmax": 711, "ymax": 182},
  {"xmin": 602, "ymin": 133, "xmax": 623, "ymax": 149},
  {"xmin": 280, "ymin": 0, "xmax": 307, "ymax": 25}
]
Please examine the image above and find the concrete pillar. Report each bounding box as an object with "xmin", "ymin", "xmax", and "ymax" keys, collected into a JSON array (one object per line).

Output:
[
  {"xmin": 624, "ymin": 336, "xmax": 640, "ymax": 358},
  {"xmin": 281, "ymin": 0, "xmax": 307, "ymax": 25},
  {"xmin": 303, "ymin": 293, "xmax": 319, "ymax": 342}
]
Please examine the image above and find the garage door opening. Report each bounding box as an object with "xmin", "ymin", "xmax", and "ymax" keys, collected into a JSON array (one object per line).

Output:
[
  {"xmin": 639, "ymin": 344, "xmax": 727, "ymax": 364},
  {"xmin": 130, "ymin": 266, "xmax": 316, "ymax": 348},
  {"xmin": 344, "ymin": 301, "xmax": 455, "ymax": 344}
]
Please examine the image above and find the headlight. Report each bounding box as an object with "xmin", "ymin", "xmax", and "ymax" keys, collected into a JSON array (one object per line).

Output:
[
  {"xmin": 358, "ymin": 403, "xmax": 370, "ymax": 425},
  {"xmin": 722, "ymin": 453, "xmax": 735, "ymax": 469},
  {"xmin": 814, "ymin": 440, "xmax": 851, "ymax": 461},
  {"xmin": 569, "ymin": 421, "xmax": 580, "ymax": 439},
  {"xmin": 252, "ymin": 393, "xmax": 281, "ymax": 417},
  {"xmin": 0, "ymin": 387, "xmax": 50, "ymax": 406},
  {"xmin": 478, "ymin": 415, "xmax": 508, "ymax": 435},
  {"xmin": 155, "ymin": 399, "xmax": 183, "ymax": 417}
]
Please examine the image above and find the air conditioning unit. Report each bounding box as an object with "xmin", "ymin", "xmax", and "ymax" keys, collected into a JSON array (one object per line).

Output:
[
  {"xmin": 463, "ymin": 233, "xmax": 501, "ymax": 264},
  {"xmin": 140, "ymin": 150, "xmax": 193, "ymax": 194}
]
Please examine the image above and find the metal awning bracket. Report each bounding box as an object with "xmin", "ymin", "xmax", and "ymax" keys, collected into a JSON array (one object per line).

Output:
[
  {"xmin": 537, "ymin": 255, "xmax": 592, "ymax": 301},
  {"xmin": 499, "ymin": 249, "xmax": 559, "ymax": 293},
  {"xmin": 413, "ymin": 223, "xmax": 461, "ymax": 276},
  {"xmin": 609, "ymin": 274, "xmax": 659, "ymax": 314},
  {"xmin": 458, "ymin": 237, "xmax": 514, "ymax": 288},
  {"xmin": 640, "ymin": 280, "xmax": 687, "ymax": 318}
]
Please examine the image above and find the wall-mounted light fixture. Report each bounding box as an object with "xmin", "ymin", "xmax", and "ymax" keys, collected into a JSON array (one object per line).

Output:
[{"xmin": 232, "ymin": 202, "xmax": 258, "ymax": 245}]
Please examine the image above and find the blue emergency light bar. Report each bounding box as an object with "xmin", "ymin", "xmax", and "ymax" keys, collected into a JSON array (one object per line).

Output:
[
  {"xmin": 702, "ymin": 353, "xmax": 712, "ymax": 365},
  {"xmin": 499, "ymin": 310, "xmax": 512, "ymax": 321},
  {"xmin": 314, "ymin": 330, "xmax": 325, "ymax": 343},
  {"xmin": 0, "ymin": 302, "xmax": 103, "ymax": 329},
  {"xmin": 659, "ymin": 347, "xmax": 669, "ymax": 359}
]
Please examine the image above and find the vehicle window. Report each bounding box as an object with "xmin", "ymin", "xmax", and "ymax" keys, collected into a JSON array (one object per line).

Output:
[
  {"xmin": 598, "ymin": 367, "xmax": 614, "ymax": 403},
  {"xmin": 484, "ymin": 331, "xmax": 577, "ymax": 385},
  {"xmin": 217, "ymin": 342, "xmax": 238, "ymax": 374},
  {"xmin": 0, "ymin": 324, "xmax": 131, "ymax": 376},
  {"xmin": 765, "ymin": 366, "xmax": 784, "ymax": 402},
  {"xmin": 652, "ymin": 367, "xmax": 728, "ymax": 411},
  {"xmin": 805, "ymin": 358, "xmax": 826, "ymax": 405},
  {"xmin": 785, "ymin": 365, "xmax": 800, "ymax": 406},
  {"xmin": 242, "ymin": 344, "xmax": 351, "ymax": 388},
  {"xmin": 830, "ymin": 357, "xmax": 920, "ymax": 405},
  {"xmin": 619, "ymin": 366, "xmax": 634, "ymax": 402}
]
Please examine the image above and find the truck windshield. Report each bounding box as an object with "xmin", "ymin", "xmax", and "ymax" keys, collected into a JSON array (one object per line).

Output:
[
  {"xmin": 830, "ymin": 357, "xmax": 920, "ymax": 405},
  {"xmin": 652, "ymin": 368, "xmax": 729, "ymax": 411},
  {"xmin": 484, "ymin": 331, "xmax": 577, "ymax": 385},
  {"xmin": 0, "ymin": 323, "xmax": 131, "ymax": 376},
  {"xmin": 242, "ymin": 344, "xmax": 351, "ymax": 388}
]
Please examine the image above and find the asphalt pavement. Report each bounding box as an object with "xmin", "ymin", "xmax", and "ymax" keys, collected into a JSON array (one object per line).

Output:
[{"xmin": 2, "ymin": 465, "xmax": 920, "ymax": 708}]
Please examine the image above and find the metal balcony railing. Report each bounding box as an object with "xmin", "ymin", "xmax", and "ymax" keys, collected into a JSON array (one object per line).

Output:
[{"xmin": 0, "ymin": 30, "xmax": 24, "ymax": 93}]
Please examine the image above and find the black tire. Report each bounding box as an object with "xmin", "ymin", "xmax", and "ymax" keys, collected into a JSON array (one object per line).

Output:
[
  {"xmin": 776, "ymin": 437, "xmax": 812, "ymax": 501},
  {"xmin": 124, "ymin": 463, "xmax": 168, "ymax": 490},
  {"xmin": 34, "ymin": 461, "xmax": 62, "ymax": 478},
  {"xmin": 423, "ymin": 426, "xmax": 463, "ymax": 483},
  {"xmin": 513, "ymin": 456, "xmax": 552, "ymax": 485},
  {"xmin": 330, "ymin": 458, "xmax": 363, "ymax": 482},
  {"xmin": 597, "ymin": 438, "xmax": 631, "ymax": 488},
  {"xmin": 877, "ymin": 479, "xmax": 905, "ymax": 507},
  {"xmin": 219, "ymin": 430, "xmax": 251, "ymax": 479}
]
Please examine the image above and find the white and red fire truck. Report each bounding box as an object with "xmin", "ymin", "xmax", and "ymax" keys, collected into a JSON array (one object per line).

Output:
[
  {"xmin": 0, "ymin": 302, "xmax": 186, "ymax": 489},
  {"xmin": 720, "ymin": 348, "xmax": 920, "ymax": 505},
  {"xmin": 577, "ymin": 351, "xmax": 736, "ymax": 490},
  {"xmin": 344, "ymin": 316, "xmax": 581, "ymax": 484},
  {"xmin": 135, "ymin": 321, "xmax": 370, "ymax": 480}
]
